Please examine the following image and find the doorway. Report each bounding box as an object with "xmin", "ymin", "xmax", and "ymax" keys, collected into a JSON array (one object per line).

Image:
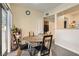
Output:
[
  {"xmin": 43, "ymin": 15, "xmax": 55, "ymax": 37},
  {"xmin": 44, "ymin": 20, "xmax": 49, "ymax": 34}
]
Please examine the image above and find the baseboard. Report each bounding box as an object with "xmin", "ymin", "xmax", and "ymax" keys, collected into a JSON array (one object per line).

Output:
[
  {"xmin": 3, "ymin": 50, "xmax": 7, "ymax": 56},
  {"xmin": 55, "ymin": 42, "xmax": 79, "ymax": 55}
]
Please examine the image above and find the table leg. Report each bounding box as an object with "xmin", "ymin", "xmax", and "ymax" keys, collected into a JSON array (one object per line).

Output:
[{"xmin": 28, "ymin": 43, "xmax": 33, "ymax": 55}]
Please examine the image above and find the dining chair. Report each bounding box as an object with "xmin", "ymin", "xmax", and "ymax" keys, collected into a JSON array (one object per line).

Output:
[
  {"xmin": 16, "ymin": 38, "xmax": 30, "ymax": 56},
  {"xmin": 13, "ymin": 34, "xmax": 29, "ymax": 55},
  {"xmin": 12, "ymin": 32, "xmax": 31, "ymax": 56},
  {"xmin": 11, "ymin": 34, "xmax": 19, "ymax": 51},
  {"xmin": 33, "ymin": 35, "xmax": 53, "ymax": 56}
]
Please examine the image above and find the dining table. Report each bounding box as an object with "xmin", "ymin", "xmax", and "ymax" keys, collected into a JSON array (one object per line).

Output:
[
  {"xmin": 22, "ymin": 35, "xmax": 43, "ymax": 50},
  {"xmin": 18, "ymin": 34, "xmax": 53, "ymax": 56},
  {"xmin": 22, "ymin": 34, "xmax": 52, "ymax": 43},
  {"xmin": 23, "ymin": 36, "xmax": 43, "ymax": 43},
  {"xmin": 21, "ymin": 35, "xmax": 44, "ymax": 55}
]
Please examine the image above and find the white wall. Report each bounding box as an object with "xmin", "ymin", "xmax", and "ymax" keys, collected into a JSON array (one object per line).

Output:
[
  {"xmin": 56, "ymin": 29, "xmax": 79, "ymax": 54},
  {"xmin": 11, "ymin": 4, "xmax": 43, "ymax": 37},
  {"xmin": 49, "ymin": 21, "xmax": 55, "ymax": 34}
]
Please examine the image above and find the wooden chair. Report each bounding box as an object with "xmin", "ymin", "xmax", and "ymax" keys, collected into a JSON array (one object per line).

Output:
[
  {"xmin": 11, "ymin": 34, "xmax": 18, "ymax": 51},
  {"xmin": 13, "ymin": 34, "xmax": 29, "ymax": 55},
  {"xmin": 33, "ymin": 35, "xmax": 53, "ymax": 56},
  {"xmin": 16, "ymin": 37, "xmax": 29, "ymax": 56}
]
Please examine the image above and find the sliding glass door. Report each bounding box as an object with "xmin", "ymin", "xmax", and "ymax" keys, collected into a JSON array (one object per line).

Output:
[
  {"xmin": 2, "ymin": 7, "xmax": 8, "ymax": 56},
  {"xmin": 0, "ymin": 4, "xmax": 12, "ymax": 56},
  {"xmin": 0, "ymin": 5, "xmax": 2, "ymax": 56}
]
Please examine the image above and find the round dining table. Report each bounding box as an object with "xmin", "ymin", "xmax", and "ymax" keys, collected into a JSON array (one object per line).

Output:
[
  {"xmin": 16, "ymin": 36, "xmax": 42, "ymax": 56},
  {"xmin": 21, "ymin": 35, "xmax": 44, "ymax": 56},
  {"xmin": 23, "ymin": 36, "xmax": 43, "ymax": 43},
  {"xmin": 17, "ymin": 35, "xmax": 53, "ymax": 56}
]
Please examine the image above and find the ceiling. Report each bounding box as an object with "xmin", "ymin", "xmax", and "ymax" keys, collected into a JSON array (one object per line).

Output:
[
  {"xmin": 15, "ymin": 3, "xmax": 62, "ymax": 12},
  {"xmin": 57, "ymin": 5, "xmax": 79, "ymax": 16}
]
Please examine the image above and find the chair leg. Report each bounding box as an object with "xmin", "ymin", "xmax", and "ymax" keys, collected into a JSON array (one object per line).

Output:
[
  {"xmin": 16, "ymin": 47, "xmax": 22, "ymax": 56},
  {"xmin": 37, "ymin": 51, "xmax": 41, "ymax": 56},
  {"xmin": 49, "ymin": 49, "xmax": 52, "ymax": 56}
]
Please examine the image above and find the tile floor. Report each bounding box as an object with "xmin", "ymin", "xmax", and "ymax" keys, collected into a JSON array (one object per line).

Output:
[{"xmin": 7, "ymin": 45, "xmax": 79, "ymax": 56}]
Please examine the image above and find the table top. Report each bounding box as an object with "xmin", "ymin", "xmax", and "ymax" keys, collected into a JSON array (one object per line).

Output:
[
  {"xmin": 23, "ymin": 36, "xmax": 43, "ymax": 43},
  {"xmin": 22, "ymin": 35, "xmax": 53, "ymax": 44}
]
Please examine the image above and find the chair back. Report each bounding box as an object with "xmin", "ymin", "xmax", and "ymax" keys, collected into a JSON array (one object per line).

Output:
[
  {"xmin": 11, "ymin": 34, "xmax": 18, "ymax": 51},
  {"xmin": 41, "ymin": 35, "xmax": 53, "ymax": 55}
]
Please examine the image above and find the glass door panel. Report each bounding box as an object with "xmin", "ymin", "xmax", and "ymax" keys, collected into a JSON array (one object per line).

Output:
[{"xmin": 2, "ymin": 8, "xmax": 7, "ymax": 55}]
